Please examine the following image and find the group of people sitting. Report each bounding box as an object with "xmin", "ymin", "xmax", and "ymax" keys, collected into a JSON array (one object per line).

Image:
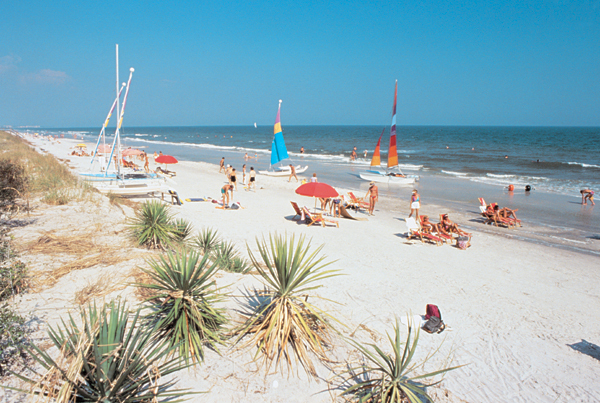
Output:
[{"xmin": 480, "ymin": 199, "xmax": 521, "ymax": 227}]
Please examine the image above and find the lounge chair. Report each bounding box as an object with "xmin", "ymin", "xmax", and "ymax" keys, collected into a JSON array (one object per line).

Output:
[
  {"xmin": 290, "ymin": 201, "xmax": 303, "ymax": 221},
  {"xmin": 479, "ymin": 203, "xmax": 517, "ymax": 228},
  {"xmin": 405, "ymin": 217, "xmax": 443, "ymax": 246},
  {"xmin": 418, "ymin": 216, "xmax": 447, "ymax": 245},
  {"xmin": 168, "ymin": 189, "xmax": 182, "ymax": 206},
  {"xmin": 347, "ymin": 192, "xmax": 370, "ymax": 211},
  {"xmin": 302, "ymin": 207, "xmax": 339, "ymax": 228},
  {"xmin": 156, "ymin": 167, "xmax": 177, "ymax": 177}
]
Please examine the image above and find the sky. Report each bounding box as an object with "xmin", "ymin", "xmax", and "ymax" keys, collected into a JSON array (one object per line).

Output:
[{"xmin": 0, "ymin": 0, "xmax": 599, "ymax": 127}]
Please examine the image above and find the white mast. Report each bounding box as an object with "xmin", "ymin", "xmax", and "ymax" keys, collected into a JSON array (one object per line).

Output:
[{"xmin": 116, "ymin": 44, "xmax": 121, "ymax": 175}]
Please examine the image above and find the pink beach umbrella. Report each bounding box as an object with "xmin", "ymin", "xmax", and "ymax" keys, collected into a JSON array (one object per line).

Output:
[{"xmin": 122, "ymin": 148, "xmax": 143, "ymax": 156}]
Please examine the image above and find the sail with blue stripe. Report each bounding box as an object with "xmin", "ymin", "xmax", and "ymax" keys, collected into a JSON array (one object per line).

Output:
[{"xmin": 271, "ymin": 100, "xmax": 289, "ymax": 166}]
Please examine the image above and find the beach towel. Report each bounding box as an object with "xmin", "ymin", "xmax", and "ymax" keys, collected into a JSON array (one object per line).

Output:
[{"xmin": 185, "ymin": 197, "xmax": 211, "ymax": 202}]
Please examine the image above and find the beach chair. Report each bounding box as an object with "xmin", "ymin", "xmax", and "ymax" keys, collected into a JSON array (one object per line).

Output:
[
  {"xmin": 417, "ymin": 216, "xmax": 446, "ymax": 246},
  {"xmin": 302, "ymin": 207, "xmax": 339, "ymax": 228},
  {"xmin": 290, "ymin": 201, "xmax": 303, "ymax": 221},
  {"xmin": 347, "ymin": 192, "xmax": 370, "ymax": 211},
  {"xmin": 480, "ymin": 203, "xmax": 517, "ymax": 228},
  {"xmin": 168, "ymin": 189, "xmax": 182, "ymax": 206},
  {"xmin": 405, "ymin": 217, "xmax": 443, "ymax": 245}
]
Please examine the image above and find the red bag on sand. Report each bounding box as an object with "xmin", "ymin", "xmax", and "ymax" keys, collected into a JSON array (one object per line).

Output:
[{"xmin": 425, "ymin": 304, "xmax": 441, "ymax": 320}]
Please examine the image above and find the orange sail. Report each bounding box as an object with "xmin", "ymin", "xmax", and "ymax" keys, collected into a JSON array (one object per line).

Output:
[
  {"xmin": 371, "ymin": 129, "xmax": 384, "ymax": 167},
  {"xmin": 387, "ymin": 80, "xmax": 398, "ymax": 168}
]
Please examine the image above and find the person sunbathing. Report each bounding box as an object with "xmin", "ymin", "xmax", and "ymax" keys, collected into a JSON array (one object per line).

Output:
[
  {"xmin": 440, "ymin": 214, "xmax": 471, "ymax": 237},
  {"xmin": 420, "ymin": 215, "xmax": 442, "ymax": 234},
  {"xmin": 498, "ymin": 207, "xmax": 519, "ymax": 221}
]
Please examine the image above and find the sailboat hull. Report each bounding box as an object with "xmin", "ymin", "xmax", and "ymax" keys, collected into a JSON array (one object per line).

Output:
[
  {"xmin": 359, "ymin": 171, "xmax": 417, "ymax": 185},
  {"xmin": 259, "ymin": 165, "xmax": 308, "ymax": 177}
]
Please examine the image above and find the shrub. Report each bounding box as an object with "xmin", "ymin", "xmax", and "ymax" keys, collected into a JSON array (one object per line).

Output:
[
  {"xmin": 192, "ymin": 227, "xmax": 221, "ymax": 256},
  {"xmin": 11, "ymin": 300, "xmax": 194, "ymax": 401},
  {"xmin": 342, "ymin": 318, "xmax": 462, "ymax": 403},
  {"xmin": 127, "ymin": 200, "xmax": 180, "ymax": 249},
  {"xmin": 0, "ymin": 303, "xmax": 29, "ymax": 376},
  {"xmin": 0, "ymin": 159, "xmax": 27, "ymax": 211},
  {"xmin": 236, "ymin": 233, "xmax": 341, "ymax": 377},
  {"xmin": 137, "ymin": 249, "xmax": 227, "ymax": 363},
  {"xmin": 172, "ymin": 218, "xmax": 193, "ymax": 243},
  {"xmin": 212, "ymin": 241, "xmax": 252, "ymax": 274}
]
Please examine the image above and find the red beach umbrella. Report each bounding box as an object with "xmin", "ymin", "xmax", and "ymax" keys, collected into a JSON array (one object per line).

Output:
[
  {"xmin": 295, "ymin": 182, "xmax": 339, "ymax": 212},
  {"xmin": 155, "ymin": 155, "xmax": 178, "ymax": 165}
]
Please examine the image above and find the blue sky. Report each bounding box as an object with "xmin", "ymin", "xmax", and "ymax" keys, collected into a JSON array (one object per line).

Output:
[{"xmin": 1, "ymin": 0, "xmax": 599, "ymax": 127}]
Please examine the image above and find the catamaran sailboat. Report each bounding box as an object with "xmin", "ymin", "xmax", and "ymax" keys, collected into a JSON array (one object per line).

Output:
[
  {"xmin": 81, "ymin": 45, "xmax": 168, "ymax": 195},
  {"xmin": 259, "ymin": 100, "xmax": 308, "ymax": 177},
  {"xmin": 359, "ymin": 80, "xmax": 418, "ymax": 185}
]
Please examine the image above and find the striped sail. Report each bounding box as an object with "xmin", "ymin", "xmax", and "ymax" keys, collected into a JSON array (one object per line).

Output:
[
  {"xmin": 388, "ymin": 80, "xmax": 398, "ymax": 168},
  {"xmin": 371, "ymin": 128, "xmax": 384, "ymax": 167},
  {"xmin": 271, "ymin": 100, "xmax": 289, "ymax": 165}
]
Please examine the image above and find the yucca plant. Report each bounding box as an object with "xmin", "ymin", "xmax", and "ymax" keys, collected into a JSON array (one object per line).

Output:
[
  {"xmin": 10, "ymin": 300, "xmax": 194, "ymax": 402},
  {"xmin": 128, "ymin": 199, "xmax": 178, "ymax": 249},
  {"xmin": 192, "ymin": 227, "xmax": 221, "ymax": 256},
  {"xmin": 172, "ymin": 218, "xmax": 193, "ymax": 243},
  {"xmin": 342, "ymin": 318, "xmax": 462, "ymax": 403},
  {"xmin": 137, "ymin": 248, "xmax": 228, "ymax": 363},
  {"xmin": 212, "ymin": 241, "xmax": 251, "ymax": 274},
  {"xmin": 236, "ymin": 233, "xmax": 341, "ymax": 377}
]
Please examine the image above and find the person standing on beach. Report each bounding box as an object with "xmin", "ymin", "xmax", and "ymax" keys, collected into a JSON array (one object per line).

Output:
[
  {"xmin": 365, "ymin": 182, "xmax": 378, "ymax": 216},
  {"xmin": 351, "ymin": 147, "xmax": 357, "ymax": 161},
  {"xmin": 581, "ymin": 189, "xmax": 595, "ymax": 205},
  {"xmin": 242, "ymin": 164, "xmax": 247, "ymax": 185},
  {"xmin": 288, "ymin": 164, "xmax": 298, "ymax": 182},
  {"xmin": 143, "ymin": 153, "xmax": 149, "ymax": 173},
  {"xmin": 311, "ymin": 173, "xmax": 318, "ymax": 183},
  {"xmin": 230, "ymin": 168, "xmax": 237, "ymax": 190},
  {"xmin": 248, "ymin": 167, "xmax": 256, "ymax": 191},
  {"xmin": 409, "ymin": 189, "xmax": 420, "ymax": 219},
  {"xmin": 219, "ymin": 157, "xmax": 225, "ymax": 173}
]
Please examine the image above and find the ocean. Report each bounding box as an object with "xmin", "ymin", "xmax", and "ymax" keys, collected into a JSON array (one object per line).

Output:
[{"xmin": 33, "ymin": 125, "xmax": 600, "ymax": 253}]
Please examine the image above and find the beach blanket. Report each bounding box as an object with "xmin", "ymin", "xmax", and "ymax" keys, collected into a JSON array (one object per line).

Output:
[{"xmin": 185, "ymin": 197, "xmax": 211, "ymax": 202}]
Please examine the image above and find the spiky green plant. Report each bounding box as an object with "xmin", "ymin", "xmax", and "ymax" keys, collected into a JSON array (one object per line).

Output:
[
  {"xmin": 236, "ymin": 233, "xmax": 341, "ymax": 377},
  {"xmin": 10, "ymin": 300, "xmax": 195, "ymax": 402},
  {"xmin": 128, "ymin": 200, "xmax": 178, "ymax": 249},
  {"xmin": 212, "ymin": 241, "xmax": 251, "ymax": 274},
  {"xmin": 192, "ymin": 227, "xmax": 221, "ymax": 256},
  {"xmin": 137, "ymin": 248, "xmax": 228, "ymax": 363},
  {"xmin": 342, "ymin": 318, "xmax": 462, "ymax": 403},
  {"xmin": 172, "ymin": 218, "xmax": 193, "ymax": 243}
]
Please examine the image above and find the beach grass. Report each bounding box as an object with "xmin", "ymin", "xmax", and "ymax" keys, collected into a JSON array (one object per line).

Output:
[{"xmin": 0, "ymin": 130, "xmax": 95, "ymax": 206}]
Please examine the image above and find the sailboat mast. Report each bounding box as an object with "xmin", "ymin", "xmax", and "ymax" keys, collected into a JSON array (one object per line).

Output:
[
  {"xmin": 116, "ymin": 44, "xmax": 121, "ymax": 175},
  {"xmin": 388, "ymin": 80, "xmax": 398, "ymax": 169}
]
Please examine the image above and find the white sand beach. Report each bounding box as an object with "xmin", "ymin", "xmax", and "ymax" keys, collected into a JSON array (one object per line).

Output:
[{"xmin": 3, "ymin": 135, "xmax": 600, "ymax": 402}]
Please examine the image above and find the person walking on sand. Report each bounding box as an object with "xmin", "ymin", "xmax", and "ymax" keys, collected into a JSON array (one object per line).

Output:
[
  {"xmin": 221, "ymin": 184, "xmax": 234, "ymax": 206},
  {"xmin": 242, "ymin": 164, "xmax": 247, "ymax": 185},
  {"xmin": 219, "ymin": 157, "xmax": 225, "ymax": 173},
  {"xmin": 248, "ymin": 167, "xmax": 256, "ymax": 191},
  {"xmin": 351, "ymin": 146, "xmax": 357, "ymax": 161},
  {"xmin": 288, "ymin": 164, "xmax": 298, "ymax": 182},
  {"xmin": 581, "ymin": 189, "xmax": 595, "ymax": 205},
  {"xmin": 311, "ymin": 173, "xmax": 318, "ymax": 183},
  {"xmin": 364, "ymin": 182, "xmax": 378, "ymax": 216},
  {"xmin": 408, "ymin": 189, "xmax": 420, "ymax": 219},
  {"xmin": 143, "ymin": 153, "xmax": 149, "ymax": 173}
]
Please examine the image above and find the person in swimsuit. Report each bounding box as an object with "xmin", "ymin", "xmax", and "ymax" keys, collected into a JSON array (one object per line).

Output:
[
  {"xmin": 581, "ymin": 189, "xmax": 595, "ymax": 205},
  {"xmin": 420, "ymin": 215, "xmax": 441, "ymax": 234},
  {"xmin": 300, "ymin": 146, "xmax": 304, "ymax": 154},
  {"xmin": 248, "ymin": 167, "xmax": 256, "ymax": 191},
  {"xmin": 350, "ymin": 146, "xmax": 357, "ymax": 161},
  {"xmin": 230, "ymin": 168, "xmax": 237, "ymax": 190},
  {"xmin": 221, "ymin": 184, "xmax": 233, "ymax": 206},
  {"xmin": 219, "ymin": 157, "xmax": 225, "ymax": 173},
  {"xmin": 242, "ymin": 164, "xmax": 247, "ymax": 185},
  {"xmin": 408, "ymin": 189, "xmax": 420, "ymax": 219},
  {"xmin": 364, "ymin": 182, "xmax": 378, "ymax": 216},
  {"xmin": 143, "ymin": 153, "xmax": 149, "ymax": 173},
  {"xmin": 288, "ymin": 164, "xmax": 298, "ymax": 182},
  {"xmin": 440, "ymin": 214, "xmax": 471, "ymax": 237}
]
